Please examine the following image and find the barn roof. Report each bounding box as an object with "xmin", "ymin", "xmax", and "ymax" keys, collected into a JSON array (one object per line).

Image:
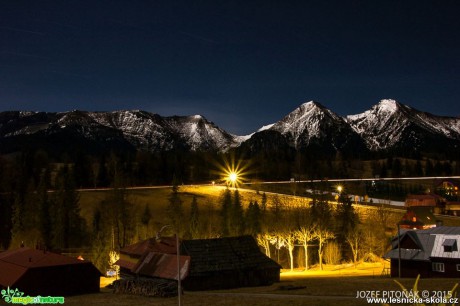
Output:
[
  {"xmin": 131, "ymin": 252, "xmax": 190, "ymax": 281},
  {"xmin": 180, "ymin": 236, "xmax": 281, "ymax": 276},
  {"xmin": 0, "ymin": 247, "xmax": 86, "ymax": 268},
  {"xmin": 0, "ymin": 247, "xmax": 101, "ymax": 289}
]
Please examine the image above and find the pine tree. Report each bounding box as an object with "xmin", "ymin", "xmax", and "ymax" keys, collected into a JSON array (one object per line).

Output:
[
  {"xmin": 51, "ymin": 165, "xmax": 84, "ymax": 249},
  {"xmin": 230, "ymin": 190, "xmax": 245, "ymax": 236},
  {"xmin": 37, "ymin": 170, "xmax": 52, "ymax": 248},
  {"xmin": 167, "ymin": 176, "xmax": 183, "ymax": 234},
  {"xmin": 245, "ymin": 201, "xmax": 261, "ymax": 236},
  {"xmin": 189, "ymin": 196, "xmax": 200, "ymax": 239},
  {"xmin": 141, "ymin": 204, "xmax": 152, "ymax": 227},
  {"xmin": 261, "ymin": 192, "xmax": 267, "ymax": 213},
  {"xmin": 335, "ymin": 193, "xmax": 359, "ymax": 259},
  {"xmin": 219, "ymin": 188, "xmax": 232, "ymax": 236}
]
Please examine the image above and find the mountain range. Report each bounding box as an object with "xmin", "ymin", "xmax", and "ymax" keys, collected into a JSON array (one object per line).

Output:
[{"xmin": 1, "ymin": 99, "xmax": 460, "ymax": 158}]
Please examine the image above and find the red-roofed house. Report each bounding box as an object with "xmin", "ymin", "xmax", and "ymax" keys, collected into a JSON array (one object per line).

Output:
[{"xmin": 0, "ymin": 247, "xmax": 102, "ymax": 296}]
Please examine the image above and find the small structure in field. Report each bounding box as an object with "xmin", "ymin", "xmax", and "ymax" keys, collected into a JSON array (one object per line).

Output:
[
  {"xmin": 384, "ymin": 226, "xmax": 460, "ymax": 278},
  {"xmin": 0, "ymin": 247, "xmax": 101, "ymax": 296}
]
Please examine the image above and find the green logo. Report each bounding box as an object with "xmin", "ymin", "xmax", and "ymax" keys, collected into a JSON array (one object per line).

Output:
[{"xmin": 1, "ymin": 287, "xmax": 65, "ymax": 304}]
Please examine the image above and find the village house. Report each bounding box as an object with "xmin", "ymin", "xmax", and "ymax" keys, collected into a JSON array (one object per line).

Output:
[
  {"xmin": 405, "ymin": 194, "xmax": 446, "ymax": 214},
  {"xmin": 384, "ymin": 226, "xmax": 460, "ymax": 278},
  {"xmin": 0, "ymin": 247, "xmax": 102, "ymax": 296}
]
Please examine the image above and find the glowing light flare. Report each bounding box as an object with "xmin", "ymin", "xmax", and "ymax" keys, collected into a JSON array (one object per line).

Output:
[
  {"xmin": 223, "ymin": 167, "xmax": 243, "ymax": 187},
  {"xmin": 215, "ymin": 155, "xmax": 250, "ymax": 188},
  {"xmin": 229, "ymin": 172, "xmax": 238, "ymax": 184}
]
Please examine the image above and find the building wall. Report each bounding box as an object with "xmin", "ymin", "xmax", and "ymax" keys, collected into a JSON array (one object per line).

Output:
[
  {"xmin": 390, "ymin": 259, "xmax": 431, "ymax": 278},
  {"xmin": 14, "ymin": 264, "xmax": 100, "ymax": 296},
  {"xmin": 391, "ymin": 258, "xmax": 460, "ymax": 278},
  {"xmin": 183, "ymin": 268, "xmax": 280, "ymax": 291},
  {"xmin": 430, "ymin": 258, "xmax": 460, "ymax": 278}
]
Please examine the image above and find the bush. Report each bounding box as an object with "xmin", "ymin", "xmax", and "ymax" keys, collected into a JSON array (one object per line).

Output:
[{"xmin": 323, "ymin": 241, "xmax": 341, "ymax": 265}]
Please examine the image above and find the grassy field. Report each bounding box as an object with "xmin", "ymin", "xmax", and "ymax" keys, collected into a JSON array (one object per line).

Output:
[
  {"xmin": 78, "ymin": 184, "xmax": 460, "ymax": 237},
  {"xmin": 58, "ymin": 263, "xmax": 460, "ymax": 306}
]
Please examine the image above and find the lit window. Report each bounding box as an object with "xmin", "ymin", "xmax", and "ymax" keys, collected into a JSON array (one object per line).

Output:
[
  {"xmin": 432, "ymin": 262, "xmax": 445, "ymax": 272},
  {"xmin": 456, "ymin": 264, "xmax": 460, "ymax": 272}
]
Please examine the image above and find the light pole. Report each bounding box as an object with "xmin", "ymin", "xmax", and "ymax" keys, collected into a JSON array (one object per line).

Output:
[
  {"xmin": 397, "ymin": 222, "xmax": 401, "ymax": 278},
  {"xmin": 156, "ymin": 225, "xmax": 182, "ymax": 306}
]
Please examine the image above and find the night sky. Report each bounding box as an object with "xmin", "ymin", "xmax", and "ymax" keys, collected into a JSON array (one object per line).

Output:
[{"xmin": 1, "ymin": 1, "xmax": 459, "ymax": 135}]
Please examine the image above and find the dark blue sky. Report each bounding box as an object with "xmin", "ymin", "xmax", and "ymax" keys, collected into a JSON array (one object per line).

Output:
[{"xmin": 1, "ymin": 1, "xmax": 459, "ymax": 135}]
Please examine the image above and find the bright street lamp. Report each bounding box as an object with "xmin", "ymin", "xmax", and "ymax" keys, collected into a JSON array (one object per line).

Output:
[
  {"xmin": 228, "ymin": 172, "xmax": 238, "ymax": 186},
  {"xmin": 337, "ymin": 185, "xmax": 343, "ymax": 194}
]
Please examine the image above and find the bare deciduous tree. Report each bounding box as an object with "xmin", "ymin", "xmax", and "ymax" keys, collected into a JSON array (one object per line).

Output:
[
  {"xmin": 294, "ymin": 225, "xmax": 316, "ymax": 270},
  {"xmin": 345, "ymin": 226, "xmax": 362, "ymax": 267},
  {"xmin": 313, "ymin": 227, "xmax": 335, "ymax": 270},
  {"xmin": 256, "ymin": 233, "xmax": 272, "ymax": 258},
  {"xmin": 279, "ymin": 231, "xmax": 296, "ymax": 271}
]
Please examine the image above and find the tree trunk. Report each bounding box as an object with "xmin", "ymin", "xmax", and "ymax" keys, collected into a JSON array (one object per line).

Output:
[
  {"xmin": 304, "ymin": 243, "xmax": 309, "ymax": 270},
  {"xmin": 288, "ymin": 245, "xmax": 294, "ymax": 272},
  {"xmin": 318, "ymin": 244, "xmax": 323, "ymax": 270}
]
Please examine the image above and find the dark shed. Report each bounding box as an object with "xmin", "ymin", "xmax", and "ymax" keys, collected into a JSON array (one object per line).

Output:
[{"xmin": 180, "ymin": 235, "xmax": 281, "ymax": 290}]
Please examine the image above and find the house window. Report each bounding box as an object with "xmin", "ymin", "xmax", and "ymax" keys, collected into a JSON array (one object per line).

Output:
[
  {"xmin": 442, "ymin": 239, "xmax": 458, "ymax": 252},
  {"xmin": 456, "ymin": 264, "xmax": 460, "ymax": 272},
  {"xmin": 432, "ymin": 262, "xmax": 445, "ymax": 272}
]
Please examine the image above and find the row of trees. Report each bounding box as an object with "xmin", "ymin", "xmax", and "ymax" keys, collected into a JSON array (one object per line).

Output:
[
  {"xmin": 167, "ymin": 186, "xmax": 400, "ymax": 271},
  {"xmin": 2, "ymin": 149, "xmax": 459, "ymax": 192},
  {"xmin": 8, "ymin": 166, "xmax": 86, "ymax": 250}
]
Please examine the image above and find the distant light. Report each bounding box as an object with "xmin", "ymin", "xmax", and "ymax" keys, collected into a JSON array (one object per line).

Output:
[
  {"xmin": 229, "ymin": 172, "xmax": 238, "ymax": 184},
  {"xmin": 337, "ymin": 185, "xmax": 343, "ymax": 193}
]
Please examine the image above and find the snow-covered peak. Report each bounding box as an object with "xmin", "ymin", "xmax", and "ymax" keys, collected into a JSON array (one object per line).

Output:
[
  {"xmin": 258, "ymin": 123, "xmax": 274, "ymax": 132},
  {"xmin": 347, "ymin": 99, "xmax": 401, "ymax": 122},
  {"xmin": 268, "ymin": 101, "xmax": 346, "ymax": 148},
  {"xmin": 377, "ymin": 99, "xmax": 400, "ymax": 113},
  {"xmin": 347, "ymin": 99, "xmax": 460, "ymax": 150}
]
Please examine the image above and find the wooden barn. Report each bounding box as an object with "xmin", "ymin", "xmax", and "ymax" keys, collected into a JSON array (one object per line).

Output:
[
  {"xmin": 384, "ymin": 226, "xmax": 460, "ymax": 278},
  {"xmin": 117, "ymin": 236, "xmax": 178, "ymax": 276},
  {"xmin": 0, "ymin": 247, "xmax": 102, "ymax": 296},
  {"xmin": 180, "ymin": 235, "xmax": 281, "ymax": 290}
]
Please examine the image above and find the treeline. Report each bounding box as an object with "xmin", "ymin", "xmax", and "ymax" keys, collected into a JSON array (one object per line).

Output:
[
  {"xmin": 2, "ymin": 148, "xmax": 459, "ymax": 192},
  {"xmin": 167, "ymin": 187, "xmax": 402, "ymax": 271}
]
